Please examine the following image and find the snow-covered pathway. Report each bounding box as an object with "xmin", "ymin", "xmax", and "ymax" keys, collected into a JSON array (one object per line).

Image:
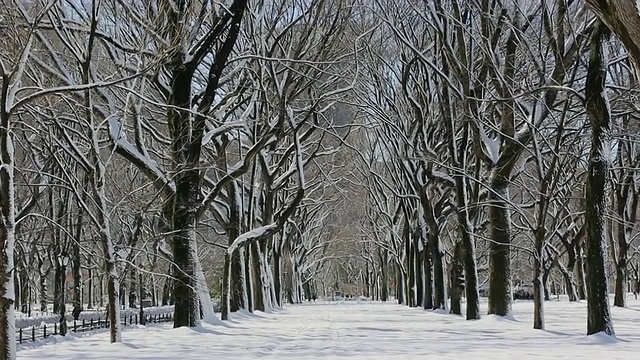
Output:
[{"xmin": 18, "ymin": 299, "xmax": 640, "ymax": 359}]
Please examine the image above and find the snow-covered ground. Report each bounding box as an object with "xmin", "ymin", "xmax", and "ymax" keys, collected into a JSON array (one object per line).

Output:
[{"xmin": 18, "ymin": 297, "xmax": 640, "ymax": 359}]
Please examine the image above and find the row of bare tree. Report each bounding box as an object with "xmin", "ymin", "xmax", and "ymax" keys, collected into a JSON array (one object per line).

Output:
[
  {"xmin": 0, "ymin": 1, "xmax": 358, "ymax": 359},
  {"xmin": 347, "ymin": 0, "xmax": 640, "ymax": 337},
  {"xmin": 2, "ymin": 0, "xmax": 640, "ymax": 359}
]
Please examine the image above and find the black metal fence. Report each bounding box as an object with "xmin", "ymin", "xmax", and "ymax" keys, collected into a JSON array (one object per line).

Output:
[{"xmin": 17, "ymin": 312, "xmax": 174, "ymax": 344}]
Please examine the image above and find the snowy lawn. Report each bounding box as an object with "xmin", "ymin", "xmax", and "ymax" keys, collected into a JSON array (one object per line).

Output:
[{"xmin": 18, "ymin": 297, "xmax": 640, "ymax": 359}]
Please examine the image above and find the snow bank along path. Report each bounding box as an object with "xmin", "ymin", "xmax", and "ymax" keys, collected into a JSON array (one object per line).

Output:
[{"xmin": 18, "ymin": 298, "xmax": 640, "ymax": 359}]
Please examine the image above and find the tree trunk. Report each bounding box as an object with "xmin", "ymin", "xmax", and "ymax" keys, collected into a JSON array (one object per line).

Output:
[
  {"xmin": 230, "ymin": 250, "xmax": 245, "ymax": 312},
  {"xmin": 542, "ymin": 270, "xmax": 551, "ymax": 301},
  {"xmin": 423, "ymin": 244, "xmax": 433, "ymax": 309},
  {"xmin": 72, "ymin": 190, "xmax": 85, "ymax": 319},
  {"xmin": 560, "ymin": 263, "xmax": 578, "ymax": 302},
  {"xmin": 575, "ymin": 245, "xmax": 587, "ymax": 300},
  {"xmin": 292, "ymin": 257, "xmax": 303, "ymax": 303},
  {"xmin": 563, "ymin": 242, "xmax": 579, "ymax": 302},
  {"xmin": 72, "ymin": 239, "xmax": 82, "ymax": 319},
  {"xmin": 584, "ymin": 22, "xmax": 615, "ymax": 337},
  {"xmin": 533, "ymin": 272, "xmax": 544, "ymax": 329},
  {"xmin": 74, "ymin": 40, "xmax": 121, "ymax": 340},
  {"xmin": 405, "ymin": 221, "xmax": 415, "ymax": 307},
  {"xmin": 87, "ymin": 267, "xmax": 93, "ymax": 309},
  {"xmin": 162, "ymin": 269, "xmax": 171, "ymax": 306},
  {"xmin": 139, "ymin": 273, "xmax": 146, "ymax": 326},
  {"xmin": 39, "ymin": 258, "xmax": 47, "ymax": 312},
  {"xmin": 53, "ymin": 260, "xmax": 65, "ymax": 316},
  {"xmin": 431, "ymin": 233, "xmax": 446, "ymax": 310},
  {"xmin": 244, "ymin": 248, "xmax": 253, "ymax": 312},
  {"xmin": 460, "ymin": 227, "xmax": 480, "ymax": 320},
  {"xmin": 380, "ymin": 249, "xmax": 389, "ymax": 302},
  {"xmin": 414, "ymin": 235, "xmax": 423, "ymax": 307},
  {"xmin": 19, "ymin": 270, "xmax": 28, "ymax": 314},
  {"xmin": 485, "ymin": 24, "xmax": 528, "ymax": 318},
  {"xmin": 227, "ymin": 181, "xmax": 246, "ymax": 313},
  {"xmin": 99, "ymin": 273, "xmax": 104, "ymax": 308},
  {"xmin": 613, "ymin": 175, "xmax": 632, "ymax": 307},
  {"xmin": 129, "ymin": 266, "xmax": 137, "ymax": 308},
  {"xmin": 449, "ymin": 241, "xmax": 463, "ymax": 315},
  {"xmin": 261, "ymin": 180, "xmax": 277, "ymax": 308},
  {"xmin": 94, "ymin": 164, "xmax": 121, "ymax": 342},
  {"xmin": 533, "ymin": 227, "xmax": 545, "ymax": 329},
  {"xmin": 171, "ymin": 184, "xmax": 199, "ymax": 328},
  {"xmin": 166, "ymin": 37, "xmax": 204, "ymax": 329},
  {"xmin": 119, "ymin": 282, "xmax": 126, "ymax": 309},
  {"xmin": 487, "ymin": 178, "xmax": 512, "ymax": 316},
  {"xmin": 614, "ymin": 266, "xmax": 625, "ymax": 307},
  {"xmin": 445, "ymin": 117, "xmax": 480, "ymax": 319},
  {"xmin": 273, "ymin": 248, "xmax": 282, "ymax": 307},
  {"xmin": 193, "ymin": 245, "xmax": 216, "ymax": 324},
  {"xmin": 396, "ymin": 264, "xmax": 405, "ymax": 305},
  {"xmin": 0, "ymin": 100, "xmax": 17, "ymax": 359},
  {"xmin": 221, "ymin": 253, "xmax": 231, "ymax": 320}
]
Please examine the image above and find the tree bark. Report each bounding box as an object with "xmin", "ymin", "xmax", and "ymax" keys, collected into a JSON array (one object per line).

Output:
[
  {"xmin": 230, "ymin": 250, "xmax": 246, "ymax": 312},
  {"xmin": 87, "ymin": 267, "xmax": 93, "ymax": 309},
  {"xmin": 543, "ymin": 270, "xmax": 551, "ymax": 302},
  {"xmin": 587, "ymin": 0, "xmax": 640, "ymax": 77},
  {"xmin": 39, "ymin": 257, "xmax": 47, "ymax": 312},
  {"xmin": 429, "ymin": 232, "xmax": 447, "ymax": 309},
  {"xmin": 562, "ymin": 228, "xmax": 583, "ymax": 302},
  {"xmin": 18, "ymin": 270, "xmax": 27, "ymax": 314},
  {"xmin": 380, "ymin": 249, "xmax": 389, "ymax": 302},
  {"xmin": 613, "ymin": 266, "xmax": 625, "ymax": 307},
  {"xmin": 221, "ymin": 253, "xmax": 231, "ymax": 320},
  {"xmin": 449, "ymin": 241, "xmax": 463, "ymax": 315},
  {"xmin": 533, "ymin": 226, "xmax": 545, "ymax": 329},
  {"xmin": 396, "ymin": 264, "xmax": 405, "ymax": 305},
  {"xmin": 414, "ymin": 233, "xmax": 423, "ymax": 307},
  {"xmin": 611, "ymin": 141, "xmax": 637, "ymax": 307},
  {"xmin": 92, "ymin": 142, "xmax": 121, "ymax": 343},
  {"xmin": 487, "ymin": 177, "xmax": 512, "ymax": 316},
  {"xmin": 559, "ymin": 261, "xmax": 578, "ymax": 302},
  {"xmin": 0, "ymin": 73, "xmax": 17, "ymax": 360},
  {"xmin": 575, "ymin": 244, "xmax": 587, "ymax": 300},
  {"xmin": 227, "ymin": 181, "xmax": 246, "ymax": 313},
  {"xmin": 437, "ymin": 34, "xmax": 481, "ymax": 317},
  {"xmin": 584, "ymin": 22, "xmax": 615, "ymax": 337},
  {"xmin": 72, "ymin": 230, "xmax": 82, "ymax": 319},
  {"xmin": 448, "ymin": 122, "xmax": 480, "ymax": 319},
  {"xmin": 53, "ymin": 259, "xmax": 65, "ymax": 316},
  {"xmin": 423, "ymin": 242, "xmax": 433, "ymax": 310},
  {"xmin": 533, "ymin": 269, "xmax": 544, "ymax": 329},
  {"xmin": 405, "ymin": 220, "xmax": 415, "ymax": 307},
  {"xmin": 247, "ymin": 164, "xmax": 262, "ymax": 312}
]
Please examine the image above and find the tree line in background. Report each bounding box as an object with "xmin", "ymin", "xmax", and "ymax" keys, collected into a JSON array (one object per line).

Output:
[
  {"xmin": 352, "ymin": 0, "xmax": 640, "ymax": 338},
  {"xmin": 1, "ymin": 1, "xmax": 639, "ymax": 360}
]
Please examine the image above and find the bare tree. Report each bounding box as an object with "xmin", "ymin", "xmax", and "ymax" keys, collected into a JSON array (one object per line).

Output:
[{"xmin": 584, "ymin": 21, "xmax": 615, "ymax": 337}]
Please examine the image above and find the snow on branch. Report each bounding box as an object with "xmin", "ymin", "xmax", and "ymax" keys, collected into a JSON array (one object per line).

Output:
[
  {"xmin": 107, "ymin": 116, "xmax": 176, "ymax": 196},
  {"xmin": 478, "ymin": 122, "xmax": 501, "ymax": 165},
  {"xmin": 226, "ymin": 223, "xmax": 279, "ymax": 255},
  {"xmin": 197, "ymin": 127, "xmax": 278, "ymax": 220},
  {"xmin": 227, "ymin": 122, "xmax": 306, "ymax": 255}
]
